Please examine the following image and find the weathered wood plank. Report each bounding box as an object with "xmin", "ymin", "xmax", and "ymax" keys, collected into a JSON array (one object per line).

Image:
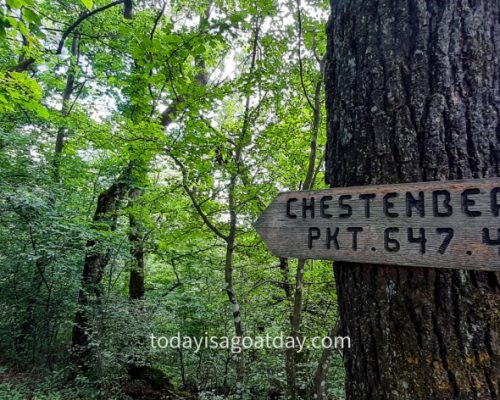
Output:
[{"xmin": 254, "ymin": 178, "xmax": 500, "ymax": 271}]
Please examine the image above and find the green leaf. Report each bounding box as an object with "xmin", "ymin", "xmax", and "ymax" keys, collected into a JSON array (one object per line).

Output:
[
  {"xmin": 22, "ymin": 8, "xmax": 41, "ymax": 26},
  {"xmin": 80, "ymin": 0, "xmax": 93, "ymax": 11},
  {"xmin": 6, "ymin": 0, "xmax": 23, "ymax": 9},
  {"xmin": 18, "ymin": 21, "xmax": 29, "ymax": 36},
  {"xmin": 34, "ymin": 104, "xmax": 49, "ymax": 119}
]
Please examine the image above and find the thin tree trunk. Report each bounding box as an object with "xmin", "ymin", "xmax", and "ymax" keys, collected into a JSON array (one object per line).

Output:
[
  {"xmin": 285, "ymin": 258, "xmax": 306, "ymax": 400},
  {"xmin": 126, "ymin": 181, "xmax": 153, "ymax": 383},
  {"xmin": 279, "ymin": 258, "xmax": 292, "ymax": 300},
  {"xmin": 303, "ymin": 78, "xmax": 322, "ymax": 191},
  {"xmin": 126, "ymin": 208, "xmax": 146, "ymax": 380},
  {"xmin": 286, "ymin": 17, "xmax": 325, "ymax": 395},
  {"xmin": 308, "ymin": 323, "xmax": 339, "ymax": 400},
  {"xmin": 325, "ymin": 1, "xmax": 499, "ymax": 399},
  {"xmin": 53, "ymin": 30, "xmax": 81, "ymax": 180},
  {"xmin": 220, "ymin": 16, "xmax": 261, "ymax": 392},
  {"xmin": 224, "ymin": 203, "xmax": 245, "ymax": 388},
  {"xmin": 128, "ymin": 216, "xmax": 145, "ymax": 300},
  {"xmin": 127, "ymin": 188, "xmax": 145, "ymax": 301}
]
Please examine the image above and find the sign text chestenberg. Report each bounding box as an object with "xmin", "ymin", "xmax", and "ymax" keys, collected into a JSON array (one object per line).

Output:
[{"xmin": 255, "ymin": 178, "xmax": 500, "ymax": 271}]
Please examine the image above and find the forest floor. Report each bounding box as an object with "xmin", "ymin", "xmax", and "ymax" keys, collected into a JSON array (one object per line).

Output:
[{"xmin": 0, "ymin": 363, "xmax": 194, "ymax": 400}]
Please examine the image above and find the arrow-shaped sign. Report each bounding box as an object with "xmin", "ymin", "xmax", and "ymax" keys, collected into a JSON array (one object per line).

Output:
[{"xmin": 255, "ymin": 178, "xmax": 500, "ymax": 271}]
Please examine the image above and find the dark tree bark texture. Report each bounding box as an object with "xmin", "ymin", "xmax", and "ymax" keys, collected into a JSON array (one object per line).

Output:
[{"xmin": 325, "ymin": 1, "xmax": 499, "ymax": 399}]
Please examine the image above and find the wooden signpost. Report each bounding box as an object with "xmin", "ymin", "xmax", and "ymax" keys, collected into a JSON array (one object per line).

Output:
[{"xmin": 255, "ymin": 178, "xmax": 500, "ymax": 271}]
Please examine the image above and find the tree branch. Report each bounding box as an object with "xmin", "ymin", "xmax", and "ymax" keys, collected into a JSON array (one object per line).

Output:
[
  {"xmin": 123, "ymin": 0, "xmax": 133, "ymax": 19},
  {"xmin": 168, "ymin": 153, "xmax": 228, "ymax": 241},
  {"xmin": 56, "ymin": 0, "xmax": 125, "ymax": 54},
  {"xmin": 8, "ymin": 58, "xmax": 35, "ymax": 72},
  {"xmin": 150, "ymin": 2, "xmax": 166, "ymax": 41}
]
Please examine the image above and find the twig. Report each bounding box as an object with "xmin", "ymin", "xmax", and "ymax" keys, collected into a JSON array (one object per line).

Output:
[{"xmin": 67, "ymin": 79, "xmax": 87, "ymax": 114}]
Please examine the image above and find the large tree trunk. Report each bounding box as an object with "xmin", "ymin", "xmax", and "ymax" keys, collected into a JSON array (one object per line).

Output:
[
  {"xmin": 325, "ymin": 1, "xmax": 499, "ymax": 399},
  {"xmin": 72, "ymin": 167, "xmax": 132, "ymax": 370}
]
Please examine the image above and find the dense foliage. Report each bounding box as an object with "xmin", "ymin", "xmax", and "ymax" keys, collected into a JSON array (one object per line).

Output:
[{"xmin": 0, "ymin": 0, "xmax": 343, "ymax": 398}]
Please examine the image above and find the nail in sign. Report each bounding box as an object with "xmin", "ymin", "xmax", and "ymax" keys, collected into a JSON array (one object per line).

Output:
[{"xmin": 254, "ymin": 178, "xmax": 500, "ymax": 271}]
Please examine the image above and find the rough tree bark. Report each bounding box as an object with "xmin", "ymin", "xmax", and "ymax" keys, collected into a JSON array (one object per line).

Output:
[{"xmin": 325, "ymin": 1, "xmax": 499, "ymax": 399}]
